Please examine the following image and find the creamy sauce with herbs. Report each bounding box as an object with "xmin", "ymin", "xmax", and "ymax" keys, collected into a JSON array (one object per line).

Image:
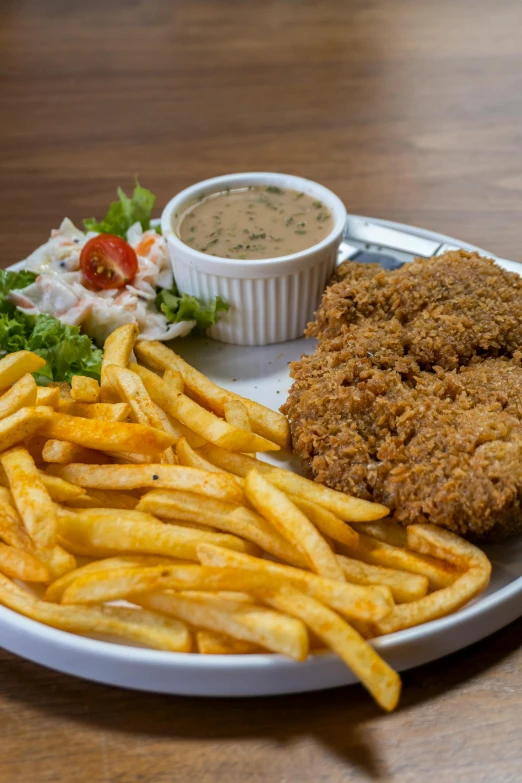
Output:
[{"xmin": 177, "ymin": 186, "xmax": 333, "ymax": 260}]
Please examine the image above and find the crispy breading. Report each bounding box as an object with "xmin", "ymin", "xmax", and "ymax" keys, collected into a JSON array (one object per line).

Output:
[{"xmin": 283, "ymin": 251, "xmax": 522, "ymax": 541}]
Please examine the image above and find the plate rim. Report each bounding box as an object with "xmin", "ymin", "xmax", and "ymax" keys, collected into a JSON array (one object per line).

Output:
[{"xmin": 0, "ymin": 555, "xmax": 520, "ymax": 669}]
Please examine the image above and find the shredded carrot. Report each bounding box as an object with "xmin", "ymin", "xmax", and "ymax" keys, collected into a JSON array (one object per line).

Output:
[{"xmin": 135, "ymin": 236, "xmax": 156, "ymax": 256}]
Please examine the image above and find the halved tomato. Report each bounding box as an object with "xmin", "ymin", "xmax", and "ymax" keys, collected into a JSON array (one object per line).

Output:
[{"xmin": 80, "ymin": 234, "xmax": 138, "ymax": 290}]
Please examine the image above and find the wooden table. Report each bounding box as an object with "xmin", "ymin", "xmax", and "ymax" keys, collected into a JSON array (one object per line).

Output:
[{"xmin": 1, "ymin": 1, "xmax": 521, "ymax": 780}]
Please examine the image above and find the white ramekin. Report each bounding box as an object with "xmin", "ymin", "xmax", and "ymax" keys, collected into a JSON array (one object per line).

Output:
[{"xmin": 161, "ymin": 172, "xmax": 347, "ymax": 345}]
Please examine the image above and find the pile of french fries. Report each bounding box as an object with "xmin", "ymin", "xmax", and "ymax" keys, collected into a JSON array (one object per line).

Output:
[{"xmin": 0, "ymin": 326, "xmax": 492, "ymax": 711}]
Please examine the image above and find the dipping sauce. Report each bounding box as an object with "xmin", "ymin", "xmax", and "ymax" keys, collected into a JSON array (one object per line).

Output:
[{"xmin": 177, "ymin": 186, "xmax": 334, "ymax": 260}]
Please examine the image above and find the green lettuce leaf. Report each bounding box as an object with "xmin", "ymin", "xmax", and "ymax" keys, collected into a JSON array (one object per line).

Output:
[
  {"xmin": 83, "ymin": 181, "xmax": 157, "ymax": 238},
  {"xmin": 156, "ymin": 285, "xmax": 229, "ymax": 334},
  {"xmin": 0, "ymin": 270, "xmax": 38, "ymax": 297},
  {"xmin": 0, "ymin": 270, "xmax": 102, "ymax": 384}
]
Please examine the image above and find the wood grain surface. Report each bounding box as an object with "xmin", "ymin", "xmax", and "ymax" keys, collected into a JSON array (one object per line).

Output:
[{"xmin": 1, "ymin": 1, "xmax": 521, "ymax": 781}]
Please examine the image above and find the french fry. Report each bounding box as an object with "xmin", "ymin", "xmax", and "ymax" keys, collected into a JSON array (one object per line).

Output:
[
  {"xmin": 56, "ymin": 507, "xmax": 259, "ymax": 560},
  {"xmin": 338, "ymin": 532, "xmax": 459, "ymax": 591},
  {"xmin": 0, "ymin": 406, "xmax": 53, "ymax": 453},
  {"xmin": 44, "ymin": 554, "xmax": 178, "ymax": 602},
  {"xmin": 135, "ymin": 591, "xmax": 308, "ymax": 660},
  {"xmin": 106, "ymin": 365, "xmax": 163, "ymax": 427},
  {"xmin": 223, "ymin": 399, "xmax": 251, "ymax": 432},
  {"xmin": 130, "ymin": 365, "xmax": 197, "ymax": 444},
  {"xmin": 0, "ymin": 487, "xmax": 13, "ymax": 505},
  {"xmin": 133, "ymin": 363, "xmax": 280, "ymax": 453},
  {"xmin": 70, "ymin": 375, "xmax": 100, "ymax": 404},
  {"xmin": 47, "ymin": 463, "xmax": 244, "ymax": 503},
  {"xmin": 103, "ymin": 451, "xmax": 153, "ymax": 465},
  {"xmin": 0, "ymin": 572, "xmax": 191, "ymax": 652},
  {"xmin": 375, "ymin": 525, "xmax": 492, "ymax": 634},
  {"xmin": 134, "ymin": 341, "xmax": 291, "ymax": 448},
  {"xmin": 0, "ymin": 492, "xmax": 73, "ymax": 580},
  {"xmin": 263, "ymin": 585, "xmax": 401, "ymax": 712},
  {"xmin": 190, "ymin": 591, "xmax": 255, "ymax": 607},
  {"xmin": 170, "ymin": 520, "xmax": 215, "ymax": 534},
  {"xmin": 153, "ymin": 407, "xmax": 206, "ymax": 449},
  {"xmin": 198, "ymin": 544, "xmax": 394, "ymax": 622},
  {"xmin": 0, "ymin": 374, "xmax": 37, "ymax": 419},
  {"xmin": 0, "ymin": 491, "xmax": 75, "ymax": 580},
  {"xmin": 105, "ymin": 365, "xmax": 175, "ymax": 464},
  {"xmin": 357, "ymin": 522, "xmax": 408, "ymax": 548},
  {"xmin": 0, "ymin": 544, "xmax": 49, "ymax": 582},
  {"xmin": 59, "ymin": 564, "xmax": 273, "ymax": 604},
  {"xmin": 163, "ymin": 369, "xmax": 184, "ymax": 393},
  {"xmin": 38, "ymin": 473, "xmax": 86, "ymax": 502},
  {"xmin": 245, "ymin": 470, "xmax": 345, "ymax": 582},
  {"xmin": 176, "ymin": 436, "xmax": 229, "ymax": 475},
  {"xmin": 100, "ymin": 324, "xmax": 138, "ymax": 402},
  {"xmin": 95, "ymin": 604, "xmax": 192, "ymax": 651},
  {"xmin": 49, "ymin": 381, "xmax": 72, "ymax": 400},
  {"xmin": 42, "ymin": 440, "xmax": 110, "ymax": 465},
  {"xmin": 338, "ymin": 555, "xmax": 429, "ymax": 603},
  {"xmin": 197, "ymin": 443, "xmax": 389, "ymax": 522},
  {"xmin": 35, "ymin": 386, "xmax": 61, "ymax": 408},
  {"xmin": 183, "ymin": 409, "xmax": 270, "ymax": 455},
  {"xmin": 0, "ymin": 497, "xmax": 34, "ymax": 550},
  {"xmin": 136, "ymin": 489, "xmax": 307, "ymax": 567},
  {"xmin": 224, "ymin": 399, "xmax": 254, "ymax": 457},
  {"xmin": 40, "ymin": 413, "xmax": 175, "ymax": 456},
  {"xmin": 0, "ymin": 464, "xmax": 86, "ymax": 501},
  {"xmin": 1, "ymin": 447, "xmax": 57, "ymax": 549},
  {"xmin": 290, "ymin": 496, "xmax": 359, "ymax": 548},
  {"xmin": 57, "ymin": 401, "xmax": 131, "ymax": 421},
  {"xmin": 196, "ymin": 630, "xmax": 265, "ymax": 655},
  {"xmin": 0, "ymin": 351, "xmax": 46, "ymax": 391},
  {"xmin": 64, "ymin": 489, "xmax": 139, "ymax": 510},
  {"xmin": 132, "ymin": 367, "xmax": 206, "ymax": 450},
  {"xmin": 40, "ymin": 545, "xmax": 77, "ymax": 580}
]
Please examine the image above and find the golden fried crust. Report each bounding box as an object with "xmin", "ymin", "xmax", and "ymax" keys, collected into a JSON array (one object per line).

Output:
[{"xmin": 283, "ymin": 251, "xmax": 522, "ymax": 542}]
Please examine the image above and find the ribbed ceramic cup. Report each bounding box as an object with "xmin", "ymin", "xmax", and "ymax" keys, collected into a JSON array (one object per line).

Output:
[{"xmin": 161, "ymin": 172, "xmax": 347, "ymax": 345}]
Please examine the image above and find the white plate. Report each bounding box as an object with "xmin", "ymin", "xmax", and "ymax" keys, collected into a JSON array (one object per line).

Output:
[{"xmin": 1, "ymin": 218, "xmax": 521, "ymax": 697}]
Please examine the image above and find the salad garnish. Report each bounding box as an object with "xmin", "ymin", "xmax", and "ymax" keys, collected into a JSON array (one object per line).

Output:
[
  {"xmin": 0, "ymin": 270, "xmax": 102, "ymax": 384},
  {"xmin": 83, "ymin": 181, "xmax": 160, "ymax": 238},
  {"xmin": 156, "ymin": 284, "xmax": 229, "ymax": 334},
  {"xmin": 6, "ymin": 183, "xmax": 229, "ymax": 377}
]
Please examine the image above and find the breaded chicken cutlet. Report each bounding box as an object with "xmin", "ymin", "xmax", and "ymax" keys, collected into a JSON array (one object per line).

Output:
[{"xmin": 282, "ymin": 250, "xmax": 522, "ymax": 541}]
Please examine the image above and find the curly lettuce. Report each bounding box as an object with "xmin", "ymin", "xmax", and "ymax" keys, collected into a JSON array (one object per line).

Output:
[
  {"xmin": 83, "ymin": 181, "xmax": 160, "ymax": 238},
  {"xmin": 0, "ymin": 271, "xmax": 102, "ymax": 384},
  {"xmin": 156, "ymin": 285, "xmax": 229, "ymax": 333}
]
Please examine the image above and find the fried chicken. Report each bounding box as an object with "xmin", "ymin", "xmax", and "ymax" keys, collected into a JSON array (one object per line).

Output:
[{"xmin": 282, "ymin": 251, "xmax": 522, "ymax": 541}]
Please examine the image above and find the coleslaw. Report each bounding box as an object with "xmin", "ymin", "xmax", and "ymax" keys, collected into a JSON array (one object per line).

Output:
[
  {"xmin": 9, "ymin": 183, "xmax": 228, "ymax": 345},
  {"xmin": 0, "ymin": 183, "xmax": 228, "ymax": 384}
]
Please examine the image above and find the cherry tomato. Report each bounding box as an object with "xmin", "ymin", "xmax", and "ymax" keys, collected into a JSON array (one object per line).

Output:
[{"xmin": 80, "ymin": 234, "xmax": 138, "ymax": 290}]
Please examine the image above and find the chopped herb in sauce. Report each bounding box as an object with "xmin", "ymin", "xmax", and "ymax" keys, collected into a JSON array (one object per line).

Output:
[{"xmin": 177, "ymin": 186, "xmax": 333, "ymax": 260}]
